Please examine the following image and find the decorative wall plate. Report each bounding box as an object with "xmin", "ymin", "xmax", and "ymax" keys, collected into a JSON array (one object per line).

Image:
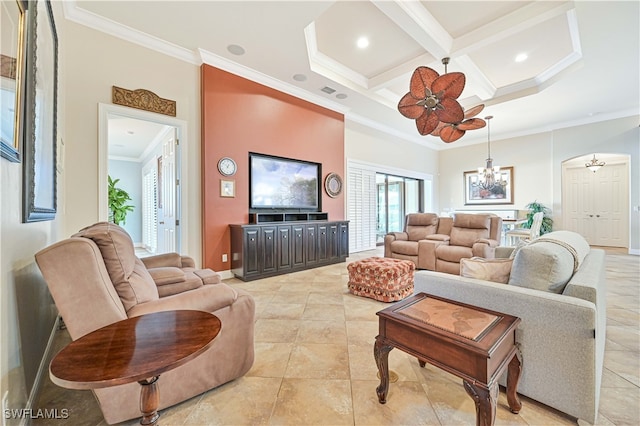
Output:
[{"xmin": 324, "ymin": 172, "xmax": 343, "ymax": 198}]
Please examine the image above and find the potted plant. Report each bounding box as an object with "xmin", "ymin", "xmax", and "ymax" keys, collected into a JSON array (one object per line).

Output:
[
  {"xmin": 523, "ymin": 200, "xmax": 553, "ymax": 235},
  {"xmin": 108, "ymin": 175, "xmax": 134, "ymax": 225}
]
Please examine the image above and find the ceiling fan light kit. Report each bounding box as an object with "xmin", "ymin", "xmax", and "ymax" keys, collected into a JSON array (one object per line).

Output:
[{"xmin": 398, "ymin": 58, "xmax": 486, "ymax": 143}]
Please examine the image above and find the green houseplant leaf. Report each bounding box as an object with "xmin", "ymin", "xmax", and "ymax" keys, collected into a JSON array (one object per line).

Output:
[
  {"xmin": 523, "ymin": 200, "xmax": 553, "ymax": 235},
  {"xmin": 108, "ymin": 175, "xmax": 135, "ymax": 225}
]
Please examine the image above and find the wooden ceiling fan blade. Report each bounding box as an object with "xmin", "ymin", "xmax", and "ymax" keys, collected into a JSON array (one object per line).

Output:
[
  {"xmin": 440, "ymin": 126, "xmax": 465, "ymax": 143},
  {"xmin": 464, "ymin": 104, "xmax": 484, "ymax": 119},
  {"xmin": 416, "ymin": 111, "xmax": 439, "ymax": 136},
  {"xmin": 432, "ymin": 72, "xmax": 465, "ymax": 99},
  {"xmin": 410, "ymin": 66, "xmax": 439, "ymax": 99},
  {"xmin": 457, "ymin": 118, "xmax": 486, "ymax": 131},
  {"xmin": 435, "ymin": 98, "xmax": 464, "ymax": 123},
  {"xmin": 398, "ymin": 93, "xmax": 425, "ymax": 119},
  {"xmin": 430, "ymin": 122, "xmax": 447, "ymax": 137}
]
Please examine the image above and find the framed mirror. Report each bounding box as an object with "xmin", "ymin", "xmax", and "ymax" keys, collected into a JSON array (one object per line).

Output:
[
  {"xmin": 22, "ymin": 0, "xmax": 58, "ymax": 222},
  {"xmin": 0, "ymin": 0, "xmax": 27, "ymax": 162}
]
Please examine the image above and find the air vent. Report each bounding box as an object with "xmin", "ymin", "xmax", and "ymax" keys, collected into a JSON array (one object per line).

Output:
[{"xmin": 321, "ymin": 86, "xmax": 336, "ymax": 94}]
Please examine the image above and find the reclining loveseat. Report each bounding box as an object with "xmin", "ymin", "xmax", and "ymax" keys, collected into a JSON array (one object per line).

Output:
[{"xmin": 384, "ymin": 212, "xmax": 502, "ymax": 274}]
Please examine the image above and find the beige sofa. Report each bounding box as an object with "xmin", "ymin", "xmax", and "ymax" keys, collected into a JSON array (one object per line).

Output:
[
  {"xmin": 384, "ymin": 213, "xmax": 502, "ymax": 274},
  {"xmin": 35, "ymin": 222, "xmax": 255, "ymax": 424},
  {"xmin": 413, "ymin": 231, "xmax": 606, "ymax": 424}
]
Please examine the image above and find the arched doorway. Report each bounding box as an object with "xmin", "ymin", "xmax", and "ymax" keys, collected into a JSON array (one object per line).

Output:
[{"xmin": 561, "ymin": 153, "xmax": 630, "ymax": 248}]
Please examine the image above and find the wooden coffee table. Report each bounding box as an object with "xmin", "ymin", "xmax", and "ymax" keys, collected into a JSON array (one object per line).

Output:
[
  {"xmin": 374, "ymin": 293, "xmax": 522, "ymax": 426},
  {"xmin": 49, "ymin": 310, "xmax": 221, "ymax": 425}
]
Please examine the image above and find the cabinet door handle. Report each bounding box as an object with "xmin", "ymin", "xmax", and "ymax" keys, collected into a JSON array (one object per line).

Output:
[
  {"xmin": 589, "ymin": 214, "xmax": 593, "ymax": 217},
  {"xmin": 596, "ymin": 215, "xmax": 600, "ymax": 217},
  {"xmin": 283, "ymin": 235, "xmax": 287, "ymax": 239},
  {"xmin": 250, "ymin": 238, "xmax": 255, "ymax": 241}
]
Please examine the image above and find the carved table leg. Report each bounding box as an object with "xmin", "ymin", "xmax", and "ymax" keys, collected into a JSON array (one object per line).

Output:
[
  {"xmin": 506, "ymin": 350, "xmax": 523, "ymax": 413},
  {"xmin": 139, "ymin": 376, "xmax": 160, "ymax": 426},
  {"xmin": 463, "ymin": 380, "xmax": 498, "ymax": 426},
  {"xmin": 374, "ymin": 337, "xmax": 393, "ymax": 404}
]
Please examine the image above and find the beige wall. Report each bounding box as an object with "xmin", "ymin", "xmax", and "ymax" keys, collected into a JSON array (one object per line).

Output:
[
  {"xmin": 62, "ymin": 20, "xmax": 202, "ymax": 261},
  {"xmin": 345, "ymin": 120, "xmax": 438, "ymax": 176},
  {"xmin": 439, "ymin": 132, "xmax": 554, "ymax": 214}
]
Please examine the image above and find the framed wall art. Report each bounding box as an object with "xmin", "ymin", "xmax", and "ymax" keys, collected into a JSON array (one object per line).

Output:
[
  {"xmin": 0, "ymin": 0, "xmax": 27, "ymax": 162},
  {"xmin": 220, "ymin": 179, "xmax": 235, "ymax": 198},
  {"xmin": 22, "ymin": 0, "xmax": 58, "ymax": 222},
  {"xmin": 463, "ymin": 166, "xmax": 514, "ymax": 205}
]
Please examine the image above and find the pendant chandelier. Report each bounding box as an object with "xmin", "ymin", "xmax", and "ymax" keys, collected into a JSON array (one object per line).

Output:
[
  {"xmin": 585, "ymin": 154, "xmax": 605, "ymax": 172},
  {"xmin": 473, "ymin": 116, "xmax": 505, "ymax": 190}
]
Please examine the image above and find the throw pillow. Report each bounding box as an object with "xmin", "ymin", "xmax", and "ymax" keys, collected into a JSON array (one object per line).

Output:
[{"xmin": 460, "ymin": 257, "xmax": 513, "ymax": 284}]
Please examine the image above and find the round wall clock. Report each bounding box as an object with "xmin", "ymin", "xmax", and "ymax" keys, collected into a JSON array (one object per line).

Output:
[
  {"xmin": 324, "ymin": 172, "xmax": 343, "ymax": 198},
  {"xmin": 217, "ymin": 157, "xmax": 237, "ymax": 176}
]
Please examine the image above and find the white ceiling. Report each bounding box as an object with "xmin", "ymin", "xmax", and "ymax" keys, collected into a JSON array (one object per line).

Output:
[{"xmin": 69, "ymin": 0, "xmax": 639, "ymax": 155}]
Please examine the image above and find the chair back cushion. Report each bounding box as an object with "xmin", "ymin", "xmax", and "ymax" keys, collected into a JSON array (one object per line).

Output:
[
  {"xmin": 405, "ymin": 213, "xmax": 438, "ymax": 241},
  {"xmin": 450, "ymin": 214, "xmax": 490, "ymax": 247},
  {"xmin": 74, "ymin": 222, "xmax": 159, "ymax": 311}
]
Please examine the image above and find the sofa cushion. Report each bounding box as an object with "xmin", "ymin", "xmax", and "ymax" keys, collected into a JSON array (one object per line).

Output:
[
  {"xmin": 508, "ymin": 231, "xmax": 590, "ymax": 294},
  {"xmin": 75, "ymin": 222, "xmax": 159, "ymax": 310},
  {"xmin": 450, "ymin": 214, "xmax": 490, "ymax": 247},
  {"xmin": 390, "ymin": 240, "xmax": 419, "ymax": 256},
  {"xmin": 436, "ymin": 245, "xmax": 473, "ymax": 262},
  {"xmin": 406, "ymin": 213, "xmax": 439, "ymax": 241},
  {"xmin": 460, "ymin": 257, "xmax": 513, "ymax": 284}
]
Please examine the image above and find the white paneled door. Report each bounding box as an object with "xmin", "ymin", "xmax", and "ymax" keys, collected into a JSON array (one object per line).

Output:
[
  {"xmin": 563, "ymin": 162, "xmax": 629, "ymax": 247},
  {"xmin": 157, "ymin": 128, "xmax": 178, "ymax": 253}
]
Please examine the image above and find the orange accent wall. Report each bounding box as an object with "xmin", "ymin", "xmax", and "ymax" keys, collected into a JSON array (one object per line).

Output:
[{"xmin": 201, "ymin": 64, "xmax": 345, "ymax": 271}]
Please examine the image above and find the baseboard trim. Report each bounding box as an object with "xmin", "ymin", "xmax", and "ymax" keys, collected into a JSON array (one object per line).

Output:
[
  {"xmin": 21, "ymin": 316, "xmax": 61, "ymax": 426},
  {"xmin": 218, "ymin": 269, "xmax": 234, "ymax": 280}
]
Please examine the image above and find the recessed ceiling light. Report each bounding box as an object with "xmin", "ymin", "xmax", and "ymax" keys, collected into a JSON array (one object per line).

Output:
[
  {"xmin": 515, "ymin": 53, "xmax": 528, "ymax": 63},
  {"xmin": 227, "ymin": 44, "xmax": 245, "ymax": 56},
  {"xmin": 336, "ymin": 93, "xmax": 348, "ymax": 100},
  {"xmin": 293, "ymin": 74, "xmax": 307, "ymax": 82},
  {"xmin": 356, "ymin": 36, "xmax": 369, "ymax": 49}
]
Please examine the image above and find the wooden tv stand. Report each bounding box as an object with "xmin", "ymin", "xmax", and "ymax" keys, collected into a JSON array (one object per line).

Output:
[{"xmin": 230, "ymin": 215, "xmax": 349, "ymax": 281}]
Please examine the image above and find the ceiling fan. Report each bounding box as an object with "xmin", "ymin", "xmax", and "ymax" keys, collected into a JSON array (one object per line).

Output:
[{"xmin": 398, "ymin": 58, "xmax": 486, "ymax": 143}]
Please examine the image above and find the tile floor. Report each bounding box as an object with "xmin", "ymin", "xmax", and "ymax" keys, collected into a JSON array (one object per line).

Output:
[{"xmin": 33, "ymin": 247, "xmax": 639, "ymax": 425}]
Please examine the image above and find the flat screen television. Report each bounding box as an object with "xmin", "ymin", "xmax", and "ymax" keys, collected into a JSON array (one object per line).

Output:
[{"xmin": 249, "ymin": 153, "xmax": 321, "ymax": 210}]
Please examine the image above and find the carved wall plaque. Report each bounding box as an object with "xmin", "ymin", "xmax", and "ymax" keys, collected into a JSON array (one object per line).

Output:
[{"xmin": 112, "ymin": 86, "xmax": 176, "ymax": 117}]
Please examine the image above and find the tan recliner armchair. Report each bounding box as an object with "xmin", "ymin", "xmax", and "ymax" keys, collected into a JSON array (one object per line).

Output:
[
  {"xmin": 434, "ymin": 213, "xmax": 503, "ymax": 274},
  {"xmin": 384, "ymin": 213, "xmax": 447, "ymax": 270},
  {"xmin": 35, "ymin": 222, "xmax": 255, "ymax": 425}
]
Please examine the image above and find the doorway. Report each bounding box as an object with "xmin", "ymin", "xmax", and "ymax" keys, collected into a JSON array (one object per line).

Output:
[
  {"xmin": 562, "ymin": 153, "xmax": 630, "ymax": 248},
  {"xmin": 98, "ymin": 103, "xmax": 186, "ymax": 255},
  {"xmin": 376, "ymin": 173, "xmax": 423, "ymax": 244}
]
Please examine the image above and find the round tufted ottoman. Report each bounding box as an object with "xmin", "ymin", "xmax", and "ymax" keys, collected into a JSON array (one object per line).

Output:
[{"xmin": 347, "ymin": 257, "xmax": 415, "ymax": 302}]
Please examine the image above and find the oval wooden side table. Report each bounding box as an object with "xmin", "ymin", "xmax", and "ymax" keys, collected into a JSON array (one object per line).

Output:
[{"xmin": 50, "ymin": 310, "xmax": 221, "ymax": 425}]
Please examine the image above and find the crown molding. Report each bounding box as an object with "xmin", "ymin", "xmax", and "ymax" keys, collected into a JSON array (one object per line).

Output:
[
  {"xmin": 62, "ymin": 1, "xmax": 201, "ymax": 65},
  {"xmin": 197, "ymin": 49, "xmax": 350, "ymax": 116}
]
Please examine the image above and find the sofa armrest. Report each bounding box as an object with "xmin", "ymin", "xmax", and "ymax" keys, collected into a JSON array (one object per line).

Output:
[
  {"xmin": 472, "ymin": 239, "xmax": 499, "ymax": 258},
  {"xmin": 413, "ymin": 270, "xmax": 601, "ymax": 422},
  {"xmin": 476, "ymin": 238, "xmax": 499, "ymax": 247},
  {"xmin": 180, "ymin": 256, "xmax": 196, "ymax": 268},
  {"xmin": 127, "ymin": 282, "xmax": 239, "ymax": 317},
  {"xmin": 425, "ymin": 234, "xmax": 450, "ymax": 242},
  {"xmin": 384, "ymin": 232, "xmax": 408, "ymax": 257}
]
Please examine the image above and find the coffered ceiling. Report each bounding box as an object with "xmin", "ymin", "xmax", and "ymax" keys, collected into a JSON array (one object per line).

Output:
[{"xmin": 67, "ymin": 1, "xmax": 639, "ymax": 151}]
